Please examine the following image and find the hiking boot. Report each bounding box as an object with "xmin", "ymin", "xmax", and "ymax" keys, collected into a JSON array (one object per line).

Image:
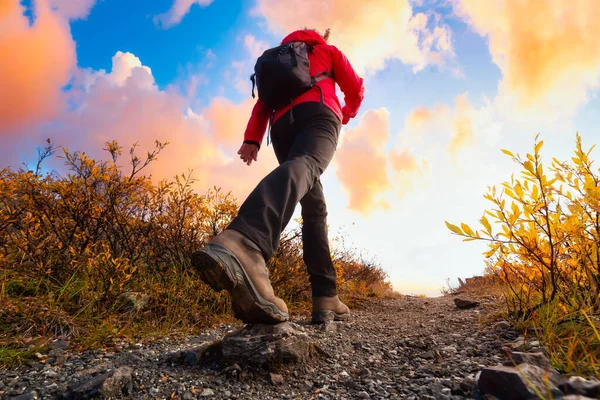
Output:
[
  {"xmin": 312, "ymin": 295, "xmax": 350, "ymax": 323},
  {"xmin": 191, "ymin": 229, "xmax": 289, "ymax": 324}
]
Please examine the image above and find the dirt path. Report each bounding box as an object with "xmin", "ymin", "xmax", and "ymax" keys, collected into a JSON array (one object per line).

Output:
[{"xmin": 1, "ymin": 293, "xmax": 518, "ymax": 399}]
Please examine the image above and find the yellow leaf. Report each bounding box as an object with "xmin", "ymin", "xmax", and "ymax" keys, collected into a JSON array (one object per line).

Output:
[
  {"xmin": 501, "ymin": 149, "xmax": 515, "ymax": 157},
  {"xmin": 445, "ymin": 221, "xmax": 463, "ymax": 235},
  {"xmin": 461, "ymin": 223, "xmax": 475, "ymax": 236},
  {"xmin": 515, "ymin": 184, "xmax": 524, "ymax": 198},
  {"xmin": 534, "ymin": 140, "xmax": 544, "ymax": 154},
  {"xmin": 481, "ymin": 215, "xmax": 492, "ymax": 234},
  {"xmin": 524, "ymin": 160, "xmax": 535, "ymax": 174}
]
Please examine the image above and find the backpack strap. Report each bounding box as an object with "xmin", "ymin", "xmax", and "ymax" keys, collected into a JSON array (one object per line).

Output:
[
  {"xmin": 311, "ymin": 71, "xmax": 333, "ymax": 103},
  {"xmin": 250, "ymin": 73, "xmax": 256, "ymax": 98}
]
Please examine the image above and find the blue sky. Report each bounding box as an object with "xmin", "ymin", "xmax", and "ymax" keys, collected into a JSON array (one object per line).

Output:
[{"xmin": 3, "ymin": 0, "xmax": 600, "ymax": 295}]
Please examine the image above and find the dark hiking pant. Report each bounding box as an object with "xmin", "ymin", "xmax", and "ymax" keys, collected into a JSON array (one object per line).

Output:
[{"xmin": 228, "ymin": 102, "xmax": 341, "ymax": 297}]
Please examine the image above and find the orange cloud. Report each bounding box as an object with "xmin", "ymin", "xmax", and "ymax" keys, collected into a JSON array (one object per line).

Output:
[
  {"xmin": 57, "ymin": 52, "xmax": 276, "ymax": 201},
  {"xmin": 154, "ymin": 0, "xmax": 214, "ymax": 28},
  {"xmin": 255, "ymin": 0, "xmax": 456, "ymax": 75},
  {"xmin": 390, "ymin": 150, "xmax": 419, "ymax": 173},
  {"xmin": 390, "ymin": 149, "xmax": 430, "ymax": 199},
  {"xmin": 448, "ymin": 94, "xmax": 474, "ymax": 156},
  {"xmin": 335, "ymin": 108, "xmax": 392, "ymax": 215},
  {"xmin": 454, "ymin": 0, "xmax": 600, "ymax": 115},
  {"xmin": 402, "ymin": 93, "xmax": 474, "ymax": 157},
  {"xmin": 0, "ymin": 0, "xmax": 76, "ymax": 134}
]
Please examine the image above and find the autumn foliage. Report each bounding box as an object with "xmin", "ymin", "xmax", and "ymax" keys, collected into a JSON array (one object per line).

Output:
[
  {"xmin": 447, "ymin": 134, "xmax": 600, "ymax": 375},
  {"xmin": 0, "ymin": 140, "xmax": 393, "ymax": 359}
]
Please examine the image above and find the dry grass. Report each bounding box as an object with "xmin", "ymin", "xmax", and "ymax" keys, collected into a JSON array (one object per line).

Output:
[{"xmin": 0, "ymin": 140, "xmax": 395, "ymax": 367}]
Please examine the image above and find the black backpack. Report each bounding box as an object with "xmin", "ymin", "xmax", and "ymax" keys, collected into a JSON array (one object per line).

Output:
[{"xmin": 250, "ymin": 41, "xmax": 332, "ymax": 113}]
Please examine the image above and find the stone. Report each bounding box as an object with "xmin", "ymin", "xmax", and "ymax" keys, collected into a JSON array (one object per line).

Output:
[
  {"xmin": 48, "ymin": 340, "xmax": 71, "ymax": 350},
  {"xmin": 10, "ymin": 392, "xmax": 38, "ymax": 400},
  {"xmin": 221, "ymin": 322, "xmax": 311, "ymax": 367},
  {"xmin": 477, "ymin": 364, "xmax": 563, "ymax": 400},
  {"xmin": 493, "ymin": 321, "xmax": 511, "ymax": 331},
  {"xmin": 61, "ymin": 366, "xmax": 134, "ymax": 399},
  {"xmin": 321, "ymin": 321, "xmax": 337, "ymax": 333},
  {"xmin": 560, "ymin": 376, "xmax": 600, "ymax": 398},
  {"xmin": 453, "ymin": 298, "xmax": 480, "ymax": 309},
  {"xmin": 116, "ymin": 291, "xmax": 149, "ymax": 313},
  {"xmin": 164, "ymin": 341, "xmax": 222, "ymax": 366},
  {"xmin": 199, "ymin": 388, "xmax": 214, "ymax": 397},
  {"xmin": 503, "ymin": 351, "xmax": 552, "ymax": 369},
  {"xmin": 269, "ymin": 372, "xmax": 284, "ymax": 386},
  {"xmin": 559, "ymin": 396, "xmax": 595, "ymax": 400}
]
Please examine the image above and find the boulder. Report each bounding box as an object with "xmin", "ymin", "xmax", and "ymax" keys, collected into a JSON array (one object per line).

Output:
[
  {"xmin": 560, "ymin": 376, "xmax": 600, "ymax": 398},
  {"xmin": 221, "ymin": 322, "xmax": 311, "ymax": 368},
  {"xmin": 503, "ymin": 351, "xmax": 553, "ymax": 370},
  {"xmin": 61, "ymin": 366, "xmax": 133, "ymax": 399},
  {"xmin": 478, "ymin": 363, "xmax": 563, "ymax": 400}
]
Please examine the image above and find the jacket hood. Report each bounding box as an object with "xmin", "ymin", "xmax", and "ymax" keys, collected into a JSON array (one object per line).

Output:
[{"xmin": 281, "ymin": 30, "xmax": 327, "ymax": 46}]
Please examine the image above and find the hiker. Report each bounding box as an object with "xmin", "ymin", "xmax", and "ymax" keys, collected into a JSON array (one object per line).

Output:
[{"xmin": 192, "ymin": 28, "xmax": 364, "ymax": 324}]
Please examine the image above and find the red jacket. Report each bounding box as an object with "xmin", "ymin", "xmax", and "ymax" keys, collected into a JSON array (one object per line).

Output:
[{"xmin": 243, "ymin": 30, "xmax": 365, "ymax": 147}]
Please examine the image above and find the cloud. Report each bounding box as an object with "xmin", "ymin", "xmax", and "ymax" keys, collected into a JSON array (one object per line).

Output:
[
  {"xmin": 154, "ymin": 0, "xmax": 214, "ymax": 28},
  {"xmin": 453, "ymin": 0, "xmax": 600, "ymax": 117},
  {"xmin": 401, "ymin": 93, "xmax": 474, "ymax": 157},
  {"xmin": 49, "ymin": 0, "xmax": 97, "ymax": 19},
  {"xmin": 335, "ymin": 108, "xmax": 393, "ymax": 215},
  {"xmin": 448, "ymin": 94, "xmax": 474, "ymax": 156},
  {"xmin": 244, "ymin": 35, "xmax": 269, "ymax": 60},
  {"xmin": 0, "ymin": 0, "xmax": 76, "ymax": 135},
  {"xmin": 17, "ymin": 51, "xmax": 277, "ymax": 200},
  {"xmin": 254, "ymin": 0, "xmax": 457, "ymax": 75}
]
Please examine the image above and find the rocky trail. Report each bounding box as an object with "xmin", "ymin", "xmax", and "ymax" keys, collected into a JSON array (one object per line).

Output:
[{"xmin": 1, "ymin": 293, "xmax": 599, "ymax": 400}]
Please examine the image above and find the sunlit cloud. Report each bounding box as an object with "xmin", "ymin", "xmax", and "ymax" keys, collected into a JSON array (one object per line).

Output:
[
  {"xmin": 335, "ymin": 108, "xmax": 393, "ymax": 215},
  {"xmin": 154, "ymin": 0, "xmax": 214, "ymax": 29},
  {"xmin": 0, "ymin": 0, "xmax": 76, "ymax": 135},
  {"xmin": 255, "ymin": 0, "xmax": 457, "ymax": 75},
  {"xmin": 453, "ymin": 0, "xmax": 600, "ymax": 118}
]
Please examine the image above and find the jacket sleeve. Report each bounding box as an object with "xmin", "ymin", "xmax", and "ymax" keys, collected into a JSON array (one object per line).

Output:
[
  {"xmin": 331, "ymin": 46, "xmax": 364, "ymax": 124},
  {"xmin": 243, "ymin": 99, "xmax": 270, "ymax": 148}
]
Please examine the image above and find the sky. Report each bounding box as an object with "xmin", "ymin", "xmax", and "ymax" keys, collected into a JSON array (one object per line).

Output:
[{"xmin": 2, "ymin": 0, "xmax": 600, "ymax": 296}]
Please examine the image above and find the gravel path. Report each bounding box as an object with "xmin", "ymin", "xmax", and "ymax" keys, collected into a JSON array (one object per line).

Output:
[{"xmin": 1, "ymin": 293, "xmax": 521, "ymax": 399}]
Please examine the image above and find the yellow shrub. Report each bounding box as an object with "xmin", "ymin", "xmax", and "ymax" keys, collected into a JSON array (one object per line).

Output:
[{"xmin": 447, "ymin": 133, "xmax": 600, "ymax": 375}]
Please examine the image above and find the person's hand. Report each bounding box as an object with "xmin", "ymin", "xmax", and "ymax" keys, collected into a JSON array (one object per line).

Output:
[
  {"xmin": 238, "ymin": 143, "xmax": 259, "ymax": 166},
  {"xmin": 341, "ymin": 106, "xmax": 351, "ymax": 124}
]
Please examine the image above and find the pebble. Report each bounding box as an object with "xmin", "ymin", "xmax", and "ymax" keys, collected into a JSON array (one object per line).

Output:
[{"xmin": 1, "ymin": 295, "xmax": 590, "ymax": 400}]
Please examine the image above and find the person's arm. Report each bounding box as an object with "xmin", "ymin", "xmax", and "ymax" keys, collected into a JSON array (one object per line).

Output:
[
  {"xmin": 243, "ymin": 99, "xmax": 270, "ymax": 149},
  {"xmin": 331, "ymin": 46, "xmax": 365, "ymax": 124}
]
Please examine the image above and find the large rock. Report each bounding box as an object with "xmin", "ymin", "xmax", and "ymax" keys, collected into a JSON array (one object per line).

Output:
[
  {"xmin": 503, "ymin": 351, "xmax": 553, "ymax": 370},
  {"xmin": 560, "ymin": 376, "xmax": 600, "ymax": 398},
  {"xmin": 477, "ymin": 363, "xmax": 563, "ymax": 400},
  {"xmin": 61, "ymin": 366, "xmax": 133, "ymax": 399},
  {"xmin": 221, "ymin": 322, "xmax": 311, "ymax": 368},
  {"xmin": 453, "ymin": 298, "xmax": 480, "ymax": 309}
]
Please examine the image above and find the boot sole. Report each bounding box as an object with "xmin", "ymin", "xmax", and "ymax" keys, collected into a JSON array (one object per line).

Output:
[
  {"xmin": 311, "ymin": 311, "xmax": 350, "ymax": 324},
  {"xmin": 191, "ymin": 244, "xmax": 289, "ymax": 324}
]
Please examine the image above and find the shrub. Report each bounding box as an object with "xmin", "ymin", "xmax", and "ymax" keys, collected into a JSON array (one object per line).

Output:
[
  {"xmin": 0, "ymin": 139, "xmax": 394, "ymax": 361},
  {"xmin": 446, "ymin": 134, "xmax": 600, "ymax": 375}
]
